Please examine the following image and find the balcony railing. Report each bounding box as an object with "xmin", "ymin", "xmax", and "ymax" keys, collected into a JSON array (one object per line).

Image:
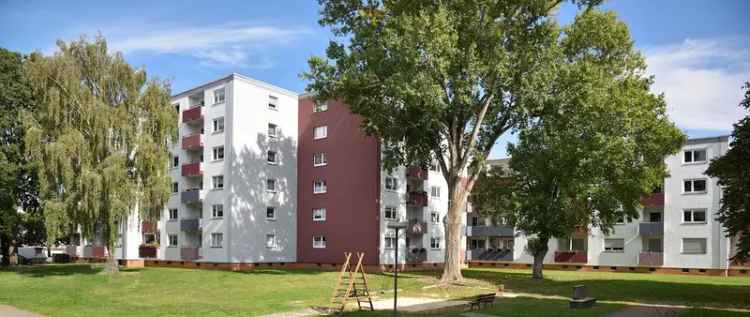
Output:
[
  {"xmin": 181, "ymin": 247, "xmax": 201, "ymax": 260},
  {"xmin": 83, "ymin": 246, "xmax": 106, "ymax": 258},
  {"xmin": 182, "ymin": 106, "xmax": 204, "ymax": 124},
  {"xmin": 181, "ymin": 189, "xmax": 205, "ymax": 204},
  {"xmin": 639, "ymin": 252, "xmax": 663, "ymax": 266},
  {"xmin": 407, "ymin": 220, "xmax": 427, "ymax": 235},
  {"xmin": 639, "ymin": 222, "xmax": 664, "ymax": 236},
  {"xmin": 467, "ymin": 248, "xmax": 513, "ymax": 261},
  {"xmin": 406, "ymin": 166, "xmax": 428, "ymax": 180},
  {"xmin": 141, "ymin": 221, "xmax": 156, "ymax": 233},
  {"xmin": 554, "ymin": 251, "xmax": 587, "ymax": 263},
  {"xmin": 641, "ymin": 192, "xmax": 664, "ymax": 209},
  {"xmin": 407, "ymin": 191, "xmax": 428, "ymax": 207},
  {"xmin": 138, "ymin": 245, "xmax": 157, "ymax": 258},
  {"xmin": 466, "ymin": 225, "xmax": 514, "ymax": 237},
  {"xmin": 180, "ymin": 218, "xmax": 202, "ymax": 231},
  {"xmin": 181, "ymin": 162, "xmax": 203, "ymax": 177},
  {"xmin": 181, "ymin": 134, "xmax": 204, "ymax": 151}
]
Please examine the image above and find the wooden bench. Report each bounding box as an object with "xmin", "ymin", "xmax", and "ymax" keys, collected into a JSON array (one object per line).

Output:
[{"xmin": 468, "ymin": 293, "xmax": 497, "ymax": 310}]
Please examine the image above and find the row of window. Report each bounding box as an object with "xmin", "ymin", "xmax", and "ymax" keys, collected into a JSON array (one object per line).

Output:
[
  {"xmin": 601, "ymin": 238, "xmax": 708, "ymax": 254},
  {"xmin": 384, "ymin": 176, "xmax": 442, "ymax": 198},
  {"xmin": 176, "ymin": 88, "xmax": 285, "ymax": 111},
  {"xmin": 167, "ymin": 232, "xmax": 280, "ymax": 249},
  {"xmin": 167, "ymin": 205, "xmax": 280, "ymax": 221}
]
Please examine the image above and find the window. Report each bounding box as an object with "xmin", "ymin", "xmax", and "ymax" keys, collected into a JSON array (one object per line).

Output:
[
  {"xmin": 212, "ymin": 204, "xmax": 223, "ymax": 218},
  {"xmin": 213, "ymin": 88, "xmax": 225, "ymax": 104},
  {"xmin": 313, "ymin": 126, "xmax": 327, "ymax": 139},
  {"xmin": 683, "ymin": 209, "xmax": 707, "ymax": 223},
  {"xmin": 430, "ymin": 237, "xmax": 441, "ymax": 249},
  {"xmin": 212, "ymin": 146, "xmax": 224, "ymax": 161},
  {"xmin": 172, "ymin": 156, "xmax": 179, "ymax": 168},
  {"xmin": 384, "ymin": 206, "xmax": 398, "ymax": 220},
  {"xmin": 313, "ymin": 208, "xmax": 326, "ymax": 221},
  {"xmin": 213, "ymin": 117, "xmax": 224, "ymax": 133},
  {"xmin": 212, "ymin": 175, "xmax": 224, "ymax": 190},
  {"xmin": 173, "ymin": 103, "xmax": 180, "ymax": 113},
  {"xmin": 267, "ymin": 150, "xmax": 278, "ymax": 164},
  {"xmin": 470, "ymin": 239, "xmax": 486, "ymax": 250},
  {"xmin": 385, "ymin": 230, "xmax": 397, "ymax": 249},
  {"xmin": 682, "ymin": 238, "xmax": 707, "ymax": 254},
  {"xmin": 268, "ymin": 95, "xmax": 278, "ymax": 110},
  {"xmin": 266, "ymin": 179, "xmax": 277, "ymax": 192},
  {"xmin": 171, "ymin": 182, "xmax": 179, "ymax": 194},
  {"xmin": 168, "ymin": 209, "xmax": 178, "ymax": 220},
  {"xmin": 649, "ymin": 212, "xmax": 662, "ymax": 223},
  {"xmin": 471, "ymin": 216, "xmax": 480, "ymax": 226},
  {"xmin": 431, "ymin": 186, "xmax": 441, "ymax": 198},
  {"xmin": 314, "ymin": 101, "xmax": 328, "ymax": 112},
  {"xmin": 268, "ymin": 123, "xmax": 278, "ymax": 138},
  {"xmin": 211, "ymin": 233, "xmax": 223, "ymax": 248},
  {"xmin": 604, "ymin": 239, "xmax": 625, "ymax": 252},
  {"xmin": 266, "ymin": 234, "xmax": 277, "ymax": 248},
  {"xmin": 646, "ymin": 238, "xmax": 663, "ymax": 252},
  {"xmin": 266, "ymin": 207, "xmax": 276, "ymax": 220},
  {"xmin": 684, "ymin": 179, "xmax": 707, "ymax": 193},
  {"xmin": 313, "ymin": 180, "xmax": 327, "ymax": 194},
  {"xmin": 313, "ymin": 152, "xmax": 327, "ymax": 167},
  {"xmin": 313, "ymin": 236, "xmax": 327, "ymax": 248},
  {"xmin": 431, "ymin": 211, "xmax": 440, "ymax": 223},
  {"xmin": 168, "ymin": 234, "xmax": 178, "ymax": 247},
  {"xmin": 684, "ymin": 149, "xmax": 707, "ymax": 163},
  {"xmin": 385, "ymin": 176, "xmax": 399, "ymax": 191}
]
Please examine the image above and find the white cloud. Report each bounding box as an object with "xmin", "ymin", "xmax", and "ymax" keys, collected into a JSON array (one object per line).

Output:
[
  {"xmin": 645, "ymin": 38, "xmax": 749, "ymax": 131},
  {"xmin": 104, "ymin": 23, "xmax": 312, "ymax": 68}
]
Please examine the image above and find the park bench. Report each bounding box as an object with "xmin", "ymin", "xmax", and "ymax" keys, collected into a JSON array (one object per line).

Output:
[
  {"xmin": 468, "ymin": 293, "xmax": 497, "ymax": 310},
  {"xmin": 569, "ymin": 285, "xmax": 597, "ymax": 309}
]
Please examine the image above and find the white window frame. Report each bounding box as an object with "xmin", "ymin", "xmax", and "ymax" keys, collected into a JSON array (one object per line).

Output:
[
  {"xmin": 313, "ymin": 208, "xmax": 326, "ymax": 222},
  {"xmin": 384, "ymin": 206, "xmax": 398, "ymax": 220},
  {"xmin": 683, "ymin": 179, "xmax": 707, "ymax": 194},
  {"xmin": 171, "ymin": 182, "xmax": 179, "ymax": 194},
  {"xmin": 314, "ymin": 101, "xmax": 328, "ymax": 113},
  {"xmin": 268, "ymin": 95, "xmax": 278, "ymax": 110},
  {"xmin": 683, "ymin": 148, "xmax": 708, "ymax": 164},
  {"xmin": 431, "ymin": 186, "xmax": 441, "ymax": 198},
  {"xmin": 430, "ymin": 237, "xmax": 441, "ymax": 249},
  {"xmin": 213, "ymin": 117, "xmax": 224, "ymax": 133},
  {"xmin": 604, "ymin": 238, "xmax": 625, "ymax": 253},
  {"xmin": 266, "ymin": 178, "xmax": 277, "ymax": 192},
  {"xmin": 313, "ymin": 180, "xmax": 327, "ymax": 194},
  {"xmin": 431, "ymin": 211, "xmax": 440, "ymax": 223},
  {"xmin": 212, "ymin": 146, "xmax": 224, "ymax": 161},
  {"xmin": 385, "ymin": 176, "xmax": 399, "ymax": 191},
  {"xmin": 266, "ymin": 234, "xmax": 277, "ymax": 249},
  {"xmin": 313, "ymin": 126, "xmax": 328, "ymax": 140},
  {"xmin": 212, "ymin": 204, "xmax": 223, "ymax": 218},
  {"xmin": 682, "ymin": 238, "xmax": 707, "ymax": 254},
  {"xmin": 683, "ymin": 208, "xmax": 708, "ymax": 224},
  {"xmin": 168, "ymin": 234, "xmax": 178, "ymax": 247},
  {"xmin": 212, "ymin": 175, "xmax": 224, "ymax": 190},
  {"xmin": 313, "ymin": 152, "xmax": 327, "ymax": 167},
  {"xmin": 267, "ymin": 150, "xmax": 278, "ymax": 165},
  {"xmin": 384, "ymin": 230, "xmax": 397, "ymax": 249},
  {"xmin": 268, "ymin": 123, "xmax": 278, "ymax": 138},
  {"xmin": 266, "ymin": 206, "xmax": 276, "ymax": 220},
  {"xmin": 213, "ymin": 88, "xmax": 225, "ymax": 104},
  {"xmin": 210, "ymin": 233, "xmax": 223, "ymax": 248},
  {"xmin": 168, "ymin": 209, "xmax": 178, "ymax": 220},
  {"xmin": 313, "ymin": 236, "xmax": 327, "ymax": 249}
]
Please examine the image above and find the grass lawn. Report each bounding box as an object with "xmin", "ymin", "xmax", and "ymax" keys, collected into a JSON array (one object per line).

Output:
[{"xmin": 1, "ymin": 264, "xmax": 749, "ymax": 316}]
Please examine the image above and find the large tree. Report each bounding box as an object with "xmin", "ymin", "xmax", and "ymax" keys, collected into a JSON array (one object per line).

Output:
[
  {"xmin": 706, "ymin": 82, "xmax": 750, "ymax": 264},
  {"xmin": 23, "ymin": 36, "xmax": 177, "ymax": 273},
  {"xmin": 0, "ymin": 48, "xmax": 43, "ymax": 266},
  {"xmin": 471, "ymin": 11, "xmax": 685, "ymax": 279}
]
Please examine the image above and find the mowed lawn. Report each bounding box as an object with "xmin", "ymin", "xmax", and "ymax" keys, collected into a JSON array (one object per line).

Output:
[{"xmin": 0, "ymin": 264, "xmax": 749, "ymax": 316}]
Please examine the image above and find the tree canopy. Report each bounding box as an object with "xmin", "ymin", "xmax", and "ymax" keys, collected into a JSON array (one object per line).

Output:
[
  {"xmin": 23, "ymin": 36, "xmax": 177, "ymax": 272},
  {"xmin": 707, "ymin": 82, "xmax": 750, "ymax": 263}
]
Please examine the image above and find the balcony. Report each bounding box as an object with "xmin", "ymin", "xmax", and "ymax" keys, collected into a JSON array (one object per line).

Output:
[
  {"xmin": 466, "ymin": 225, "xmax": 514, "ymax": 237},
  {"xmin": 407, "ymin": 220, "xmax": 427, "ymax": 235},
  {"xmin": 407, "ymin": 191, "xmax": 428, "ymax": 207},
  {"xmin": 639, "ymin": 252, "xmax": 663, "ymax": 266},
  {"xmin": 141, "ymin": 221, "xmax": 156, "ymax": 233},
  {"xmin": 181, "ymin": 134, "xmax": 204, "ymax": 151},
  {"xmin": 138, "ymin": 245, "xmax": 157, "ymax": 258},
  {"xmin": 83, "ymin": 246, "xmax": 106, "ymax": 258},
  {"xmin": 181, "ymin": 247, "xmax": 201, "ymax": 260},
  {"xmin": 406, "ymin": 166, "xmax": 428, "ymax": 180},
  {"xmin": 181, "ymin": 162, "xmax": 203, "ymax": 177},
  {"xmin": 180, "ymin": 218, "xmax": 202, "ymax": 231},
  {"xmin": 406, "ymin": 248, "xmax": 427, "ymax": 263},
  {"xmin": 554, "ymin": 251, "xmax": 587, "ymax": 263},
  {"xmin": 639, "ymin": 222, "xmax": 664, "ymax": 236},
  {"xmin": 467, "ymin": 248, "xmax": 513, "ymax": 261},
  {"xmin": 641, "ymin": 192, "xmax": 664, "ymax": 209},
  {"xmin": 181, "ymin": 189, "xmax": 205, "ymax": 204},
  {"xmin": 182, "ymin": 106, "xmax": 204, "ymax": 124}
]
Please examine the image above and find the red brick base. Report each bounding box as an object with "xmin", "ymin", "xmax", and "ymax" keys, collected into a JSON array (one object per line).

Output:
[{"xmin": 468, "ymin": 261, "xmax": 750, "ymax": 277}]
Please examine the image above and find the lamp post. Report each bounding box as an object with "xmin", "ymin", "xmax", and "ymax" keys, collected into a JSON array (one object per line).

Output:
[{"xmin": 387, "ymin": 221, "xmax": 408, "ymax": 317}]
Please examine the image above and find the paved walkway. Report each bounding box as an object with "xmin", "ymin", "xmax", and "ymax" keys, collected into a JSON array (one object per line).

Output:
[{"xmin": 0, "ymin": 305, "xmax": 45, "ymax": 317}]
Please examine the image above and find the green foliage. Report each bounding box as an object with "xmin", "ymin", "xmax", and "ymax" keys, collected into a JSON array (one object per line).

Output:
[
  {"xmin": 472, "ymin": 11, "xmax": 684, "ymax": 261},
  {"xmin": 707, "ymin": 82, "xmax": 750, "ymax": 263},
  {"xmin": 23, "ymin": 36, "xmax": 177, "ymax": 262}
]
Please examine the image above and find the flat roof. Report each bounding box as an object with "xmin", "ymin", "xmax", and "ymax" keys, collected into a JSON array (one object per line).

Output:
[
  {"xmin": 171, "ymin": 73, "xmax": 298, "ymax": 99},
  {"xmin": 685, "ymin": 135, "xmax": 731, "ymax": 145}
]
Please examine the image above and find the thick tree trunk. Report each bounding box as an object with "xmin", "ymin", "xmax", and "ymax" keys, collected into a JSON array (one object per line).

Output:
[
  {"xmin": 440, "ymin": 179, "xmax": 468, "ymax": 284},
  {"xmin": 531, "ymin": 237, "xmax": 550, "ymax": 280},
  {"xmin": 103, "ymin": 243, "xmax": 119, "ymax": 274}
]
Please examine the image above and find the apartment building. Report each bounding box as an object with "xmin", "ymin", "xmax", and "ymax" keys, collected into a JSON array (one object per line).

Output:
[{"xmin": 467, "ymin": 136, "xmax": 739, "ymax": 270}]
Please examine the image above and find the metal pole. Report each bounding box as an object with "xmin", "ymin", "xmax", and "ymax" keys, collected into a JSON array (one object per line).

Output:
[{"xmin": 393, "ymin": 227, "xmax": 399, "ymax": 317}]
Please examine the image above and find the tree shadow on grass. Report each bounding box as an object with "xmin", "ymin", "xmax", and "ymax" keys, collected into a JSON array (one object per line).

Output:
[{"xmin": 6, "ymin": 263, "xmax": 102, "ymax": 278}]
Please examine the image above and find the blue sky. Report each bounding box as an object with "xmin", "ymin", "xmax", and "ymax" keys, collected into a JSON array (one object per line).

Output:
[{"xmin": 1, "ymin": 0, "xmax": 748, "ymax": 158}]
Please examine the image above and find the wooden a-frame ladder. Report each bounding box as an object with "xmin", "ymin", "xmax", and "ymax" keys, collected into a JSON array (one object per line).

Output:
[{"xmin": 329, "ymin": 252, "xmax": 374, "ymax": 313}]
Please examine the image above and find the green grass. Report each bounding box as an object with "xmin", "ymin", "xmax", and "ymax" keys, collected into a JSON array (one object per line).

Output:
[{"xmin": 1, "ymin": 264, "xmax": 749, "ymax": 316}]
